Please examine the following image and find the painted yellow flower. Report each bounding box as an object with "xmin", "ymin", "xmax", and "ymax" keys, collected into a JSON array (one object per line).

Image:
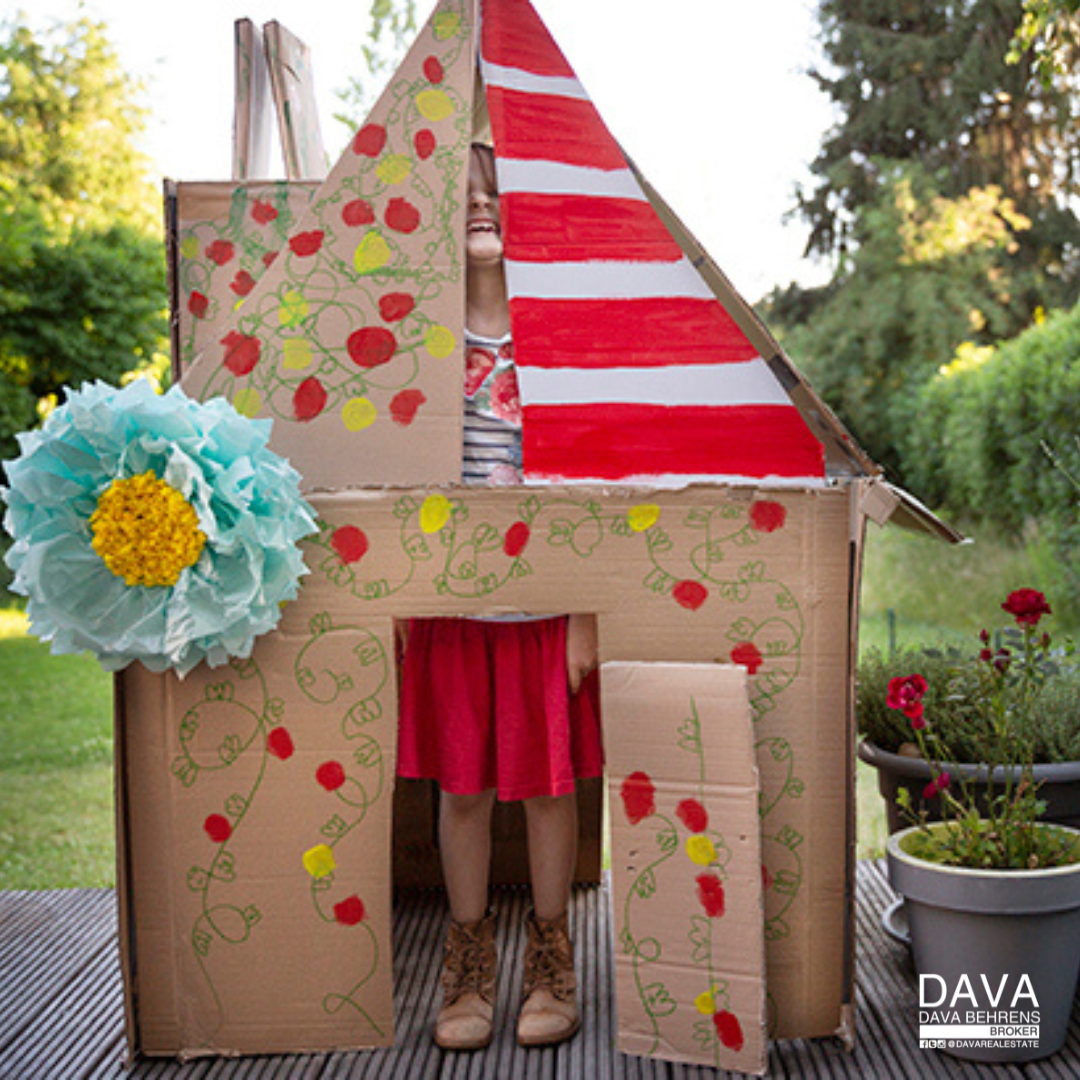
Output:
[
  {"xmin": 420, "ymin": 494, "xmax": 452, "ymax": 534},
  {"xmin": 686, "ymin": 834, "xmax": 718, "ymax": 866},
  {"xmin": 303, "ymin": 843, "xmax": 336, "ymax": 879},
  {"xmin": 627, "ymin": 503, "xmax": 660, "ymax": 532}
]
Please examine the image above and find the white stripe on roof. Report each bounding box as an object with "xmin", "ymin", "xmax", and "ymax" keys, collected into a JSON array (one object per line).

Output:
[
  {"xmin": 494, "ymin": 159, "xmax": 644, "ymax": 199},
  {"xmin": 505, "ymin": 257, "xmax": 714, "ymax": 301},
  {"xmin": 480, "ymin": 58, "xmax": 591, "ymax": 101},
  {"xmin": 518, "ymin": 359, "xmax": 790, "ymax": 409}
]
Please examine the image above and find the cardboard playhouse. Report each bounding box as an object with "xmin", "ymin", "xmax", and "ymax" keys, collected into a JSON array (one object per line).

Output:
[{"xmin": 116, "ymin": 0, "xmax": 959, "ymax": 1071}]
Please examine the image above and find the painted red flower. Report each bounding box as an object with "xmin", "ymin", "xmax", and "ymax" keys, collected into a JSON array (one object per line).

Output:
[
  {"xmin": 334, "ymin": 894, "xmax": 366, "ymax": 926},
  {"xmin": 696, "ymin": 873, "xmax": 725, "ymax": 918},
  {"xmin": 289, "ymin": 230, "xmax": 324, "ymax": 257},
  {"xmin": 267, "ymin": 727, "xmax": 295, "ymax": 760},
  {"xmin": 378, "ymin": 292, "xmax": 415, "ymax": 322},
  {"xmin": 205, "ymin": 239, "xmax": 235, "ymax": 266},
  {"xmin": 749, "ymin": 499, "xmax": 787, "ymax": 533},
  {"xmin": 262, "ymin": 250, "xmax": 279, "ymax": 269},
  {"xmin": 204, "ymin": 814, "xmax": 232, "ymax": 843},
  {"xmin": 251, "ymin": 199, "xmax": 278, "ymax": 224},
  {"xmin": 464, "ymin": 347, "xmax": 496, "ymax": 397},
  {"xmin": 390, "ymin": 389, "xmax": 426, "ymax": 426},
  {"xmin": 293, "ymin": 377, "xmax": 328, "ymax": 421},
  {"xmin": 331, "ymin": 525, "xmax": 369, "ymax": 565},
  {"xmin": 384, "ymin": 197, "xmax": 421, "ymax": 234},
  {"xmin": 886, "ymin": 673, "xmax": 928, "ymax": 722},
  {"xmin": 342, "ymin": 199, "xmax": 375, "ymax": 226},
  {"xmin": 672, "ymin": 580, "xmax": 708, "ymax": 611},
  {"xmin": 221, "ymin": 331, "xmax": 261, "ymax": 376},
  {"xmin": 414, "ymin": 129, "xmax": 436, "ymax": 160},
  {"xmin": 676, "ymin": 798, "xmax": 709, "ymax": 834},
  {"xmin": 620, "ymin": 770, "xmax": 655, "ymax": 826},
  {"xmin": 503, "ymin": 521, "xmax": 530, "ymax": 558},
  {"xmin": 316, "ymin": 761, "xmax": 346, "ymax": 792},
  {"xmin": 731, "ymin": 641, "xmax": 763, "ymax": 675},
  {"xmin": 713, "ymin": 1009, "xmax": 745, "ymax": 1052},
  {"xmin": 1002, "ymin": 588, "xmax": 1051, "ymax": 627},
  {"xmin": 353, "ymin": 123, "xmax": 387, "ymax": 157},
  {"xmin": 490, "ymin": 368, "xmax": 522, "ymax": 424},
  {"xmin": 188, "ymin": 290, "xmax": 209, "ymax": 319},
  {"xmin": 423, "ymin": 55, "xmax": 445, "ymax": 83},
  {"xmin": 347, "ymin": 326, "xmax": 397, "ymax": 369},
  {"xmin": 230, "ymin": 270, "xmax": 256, "ymax": 297}
]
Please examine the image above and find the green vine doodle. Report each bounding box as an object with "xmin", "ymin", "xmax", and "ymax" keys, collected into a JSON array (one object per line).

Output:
[
  {"xmin": 296, "ymin": 612, "xmax": 390, "ymax": 1036},
  {"xmin": 171, "ymin": 656, "xmax": 284, "ymax": 1038}
]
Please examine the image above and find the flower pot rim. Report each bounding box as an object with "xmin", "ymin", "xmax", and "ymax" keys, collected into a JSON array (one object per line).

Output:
[
  {"xmin": 887, "ymin": 822, "xmax": 1080, "ymax": 882},
  {"xmin": 858, "ymin": 738, "xmax": 1080, "ymax": 782}
]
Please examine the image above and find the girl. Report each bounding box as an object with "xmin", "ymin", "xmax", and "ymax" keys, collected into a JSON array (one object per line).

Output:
[{"xmin": 397, "ymin": 142, "xmax": 603, "ymax": 1051}]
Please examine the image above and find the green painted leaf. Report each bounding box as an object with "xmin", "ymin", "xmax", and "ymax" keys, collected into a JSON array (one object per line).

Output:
[{"xmin": 643, "ymin": 982, "xmax": 677, "ymax": 1018}]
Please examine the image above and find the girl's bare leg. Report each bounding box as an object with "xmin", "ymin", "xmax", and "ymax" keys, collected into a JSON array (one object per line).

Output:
[
  {"xmin": 523, "ymin": 792, "xmax": 578, "ymax": 919},
  {"xmin": 439, "ymin": 789, "xmax": 497, "ymax": 922}
]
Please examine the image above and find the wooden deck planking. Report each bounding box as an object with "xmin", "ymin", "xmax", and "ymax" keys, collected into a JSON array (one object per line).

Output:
[{"xmin": 3, "ymin": 863, "xmax": 1080, "ymax": 1077}]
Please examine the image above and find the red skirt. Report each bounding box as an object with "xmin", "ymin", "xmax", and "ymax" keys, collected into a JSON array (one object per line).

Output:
[{"xmin": 397, "ymin": 617, "xmax": 603, "ymax": 801}]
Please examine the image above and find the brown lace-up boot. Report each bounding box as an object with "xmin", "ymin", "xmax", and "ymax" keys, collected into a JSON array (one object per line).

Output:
[
  {"xmin": 434, "ymin": 911, "xmax": 498, "ymax": 1050},
  {"xmin": 517, "ymin": 909, "xmax": 580, "ymax": 1047}
]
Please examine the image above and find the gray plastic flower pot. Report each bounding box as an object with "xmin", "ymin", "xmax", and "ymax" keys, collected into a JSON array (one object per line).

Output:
[
  {"xmin": 859, "ymin": 739, "xmax": 1080, "ymax": 834},
  {"xmin": 887, "ymin": 823, "xmax": 1080, "ymax": 1063}
]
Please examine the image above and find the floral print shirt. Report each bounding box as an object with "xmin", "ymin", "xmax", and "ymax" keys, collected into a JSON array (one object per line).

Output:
[{"xmin": 463, "ymin": 330, "xmax": 522, "ymax": 485}]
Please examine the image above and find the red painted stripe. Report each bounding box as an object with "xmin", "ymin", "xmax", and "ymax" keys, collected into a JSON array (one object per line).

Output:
[
  {"xmin": 509, "ymin": 297, "xmax": 759, "ymax": 367},
  {"xmin": 487, "ymin": 87, "xmax": 626, "ymax": 171},
  {"xmin": 521, "ymin": 403, "xmax": 825, "ymax": 480},
  {"xmin": 481, "ymin": 0, "xmax": 575, "ymax": 77},
  {"xmin": 500, "ymin": 192, "xmax": 683, "ymax": 263}
]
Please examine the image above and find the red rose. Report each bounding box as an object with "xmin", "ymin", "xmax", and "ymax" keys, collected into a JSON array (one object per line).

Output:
[
  {"xmin": 696, "ymin": 873, "xmax": 725, "ymax": 918},
  {"xmin": 414, "ymin": 129, "xmax": 436, "ymax": 160},
  {"xmin": 331, "ymin": 525, "xmax": 369, "ymax": 565},
  {"xmin": 423, "ymin": 56, "xmax": 445, "ymax": 83},
  {"xmin": 1002, "ymin": 588, "xmax": 1051, "ymax": 627},
  {"xmin": 672, "ymin": 579, "xmax": 708, "ymax": 611},
  {"xmin": 503, "ymin": 521, "xmax": 530, "ymax": 558},
  {"xmin": 188, "ymin": 290, "xmax": 209, "ymax": 319},
  {"xmin": 334, "ymin": 894, "xmax": 366, "ymax": 926},
  {"xmin": 490, "ymin": 368, "xmax": 522, "ymax": 424},
  {"xmin": 342, "ymin": 199, "xmax": 376, "ymax": 226},
  {"xmin": 464, "ymin": 347, "xmax": 496, "ymax": 397},
  {"xmin": 886, "ymin": 673, "xmax": 928, "ymax": 721},
  {"xmin": 293, "ymin": 377, "xmax": 327, "ymax": 421},
  {"xmin": 378, "ymin": 292, "xmax": 415, "ymax": 323},
  {"xmin": 289, "ymin": 230, "xmax": 324, "ymax": 257},
  {"xmin": 221, "ymin": 331, "xmax": 261, "ymax": 376},
  {"xmin": 749, "ymin": 499, "xmax": 787, "ymax": 533},
  {"xmin": 713, "ymin": 1009, "xmax": 744, "ymax": 1051},
  {"xmin": 267, "ymin": 727, "xmax": 295, "ymax": 760},
  {"xmin": 230, "ymin": 270, "xmax": 256, "ymax": 297},
  {"xmin": 347, "ymin": 326, "xmax": 397, "ymax": 369},
  {"xmin": 204, "ymin": 813, "xmax": 232, "ymax": 843},
  {"xmin": 390, "ymin": 389, "xmax": 426, "ymax": 426},
  {"xmin": 316, "ymin": 761, "xmax": 346, "ymax": 792},
  {"xmin": 620, "ymin": 770, "xmax": 655, "ymax": 825},
  {"xmin": 676, "ymin": 798, "xmax": 709, "ymax": 834},
  {"xmin": 205, "ymin": 239, "xmax": 235, "ymax": 266},
  {"xmin": 731, "ymin": 641, "xmax": 763, "ymax": 675},
  {"xmin": 251, "ymin": 199, "xmax": 278, "ymax": 224},
  {"xmin": 384, "ymin": 197, "xmax": 421, "ymax": 234},
  {"xmin": 353, "ymin": 123, "xmax": 387, "ymax": 157}
]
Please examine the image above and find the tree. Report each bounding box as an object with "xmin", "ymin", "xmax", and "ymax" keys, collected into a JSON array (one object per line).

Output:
[
  {"xmin": 1008, "ymin": 0, "xmax": 1080, "ymax": 84},
  {"xmin": 799, "ymin": 0, "xmax": 1080, "ymax": 314},
  {"xmin": 0, "ymin": 16, "xmax": 167, "ymax": 461},
  {"xmin": 776, "ymin": 163, "xmax": 1032, "ymax": 479},
  {"xmin": 0, "ymin": 14, "xmax": 159, "ymax": 236}
]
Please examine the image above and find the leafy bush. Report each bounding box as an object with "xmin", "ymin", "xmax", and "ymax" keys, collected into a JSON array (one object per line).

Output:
[{"xmin": 857, "ymin": 645, "xmax": 1080, "ymax": 763}]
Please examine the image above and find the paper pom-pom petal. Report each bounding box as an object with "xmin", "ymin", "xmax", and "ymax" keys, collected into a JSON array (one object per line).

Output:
[{"xmin": 1, "ymin": 380, "xmax": 317, "ymax": 676}]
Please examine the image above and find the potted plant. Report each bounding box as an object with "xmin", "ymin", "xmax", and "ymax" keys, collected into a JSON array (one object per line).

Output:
[{"xmin": 881, "ymin": 589, "xmax": 1080, "ymax": 1063}]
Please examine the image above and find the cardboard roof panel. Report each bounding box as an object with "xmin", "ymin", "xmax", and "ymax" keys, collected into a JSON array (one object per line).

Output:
[
  {"xmin": 480, "ymin": 0, "xmax": 827, "ymax": 486},
  {"xmin": 179, "ymin": 0, "xmax": 476, "ymax": 490}
]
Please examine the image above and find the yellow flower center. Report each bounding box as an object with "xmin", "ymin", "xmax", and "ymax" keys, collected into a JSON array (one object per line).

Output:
[{"xmin": 90, "ymin": 471, "xmax": 206, "ymax": 588}]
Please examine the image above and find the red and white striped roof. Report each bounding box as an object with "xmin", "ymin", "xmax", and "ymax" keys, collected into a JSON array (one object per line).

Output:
[{"xmin": 480, "ymin": 0, "xmax": 826, "ymax": 485}]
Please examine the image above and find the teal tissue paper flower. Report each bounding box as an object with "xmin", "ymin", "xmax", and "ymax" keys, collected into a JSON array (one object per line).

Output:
[{"xmin": 1, "ymin": 379, "xmax": 317, "ymax": 676}]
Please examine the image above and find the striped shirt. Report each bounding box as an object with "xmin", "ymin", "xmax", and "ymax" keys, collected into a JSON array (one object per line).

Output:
[{"xmin": 463, "ymin": 329, "xmax": 522, "ymax": 485}]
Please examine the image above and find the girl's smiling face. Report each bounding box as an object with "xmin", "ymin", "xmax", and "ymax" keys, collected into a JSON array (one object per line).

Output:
[{"xmin": 466, "ymin": 146, "xmax": 503, "ymax": 269}]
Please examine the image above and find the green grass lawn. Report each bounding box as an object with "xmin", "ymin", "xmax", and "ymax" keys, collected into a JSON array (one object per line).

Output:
[{"xmin": 0, "ymin": 518, "xmax": 1063, "ymax": 889}]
